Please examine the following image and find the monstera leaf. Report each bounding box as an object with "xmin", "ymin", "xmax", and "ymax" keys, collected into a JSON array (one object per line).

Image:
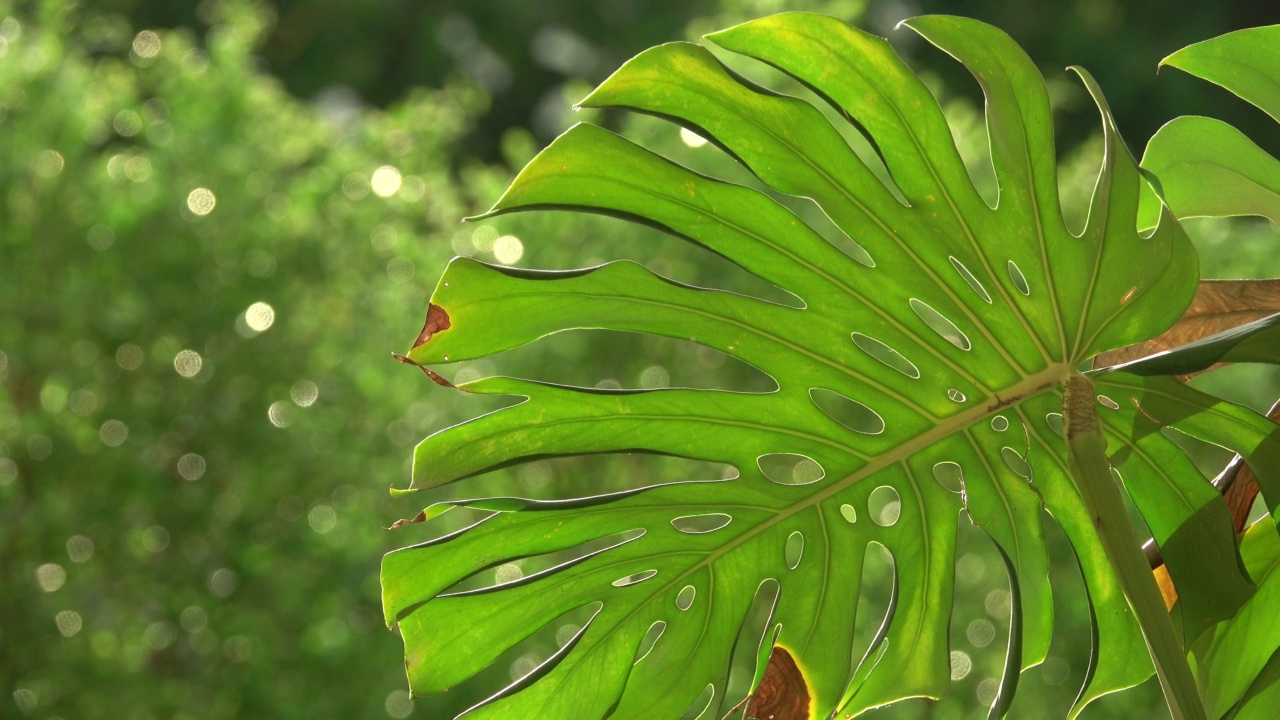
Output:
[
  {"xmin": 381, "ymin": 13, "xmax": 1280, "ymax": 719},
  {"xmin": 1138, "ymin": 24, "xmax": 1280, "ymax": 228}
]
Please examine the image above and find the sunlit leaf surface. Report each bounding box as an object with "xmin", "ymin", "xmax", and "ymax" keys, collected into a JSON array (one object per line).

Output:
[
  {"xmin": 381, "ymin": 13, "xmax": 1276, "ymax": 719},
  {"xmin": 1138, "ymin": 25, "xmax": 1280, "ymax": 226}
]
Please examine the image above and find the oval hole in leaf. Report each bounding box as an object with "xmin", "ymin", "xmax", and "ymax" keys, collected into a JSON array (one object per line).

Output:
[
  {"xmin": 1001, "ymin": 447, "xmax": 1031, "ymax": 479},
  {"xmin": 671, "ymin": 513, "xmax": 732, "ymax": 534},
  {"xmin": 868, "ymin": 486, "xmax": 901, "ymax": 527},
  {"xmin": 1007, "ymin": 260, "xmax": 1031, "ymax": 295},
  {"xmin": 909, "ymin": 298, "xmax": 971, "ymax": 351},
  {"xmin": 679, "ymin": 684, "xmax": 715, "ymax": 720},
  {"xmin": 476, "ymin": 601, "xmax": 603, "ymax": 705},
  {"xmin": 840, "ymin": 503, "xmax": 858, "ymax": 524},
  {"xmin": 451, "ymin": 454, "xmax": 735, "ymax": 505},
  {"xmin": 483, "ymin": 329, "xmax": 778, "ymax": 393},
  {"xmin": 612, "ymin": 569, "xmax": 658, "ymax": 588},
  {"xmin": 676, "ymin": 584, "xmax": 697, "ymax": 611},
  {"xmin": 1045, "ymin": 412, "xmax": 1064, "ymax": 438},
  {"xmin": 785, "ymin": 531, "xmax": 805, "ymax": 570},
  {"xmin": 851, "ymin": 542, "xmax": 897, "ymax": 677},
  {"xmin": 723, "ymin": 579, "xmax": 781, "ymax": 711},
  {"xmin": 932, "ymin": 461, "xmax": 964, "ymax": 493},
  {"xmin": 948, "ymin": 388, "xmax": 966, "ymax": 403},
  {"xmin": 758, "ymin": 453, "xmax": 825, "ymax": 486},
  {"xmin": 633, "ymin": 620, "xmax": 667, "ymax": 665},
  {"xmin": 950, "ymin": 255, "xmax": 992, "ymax": 303},
  {"xmin": 990, "ymin": 415, "xmax": 1010, "ymax": 432},
  {"xmin": 441, "ymin": 528, "xmax": 646, "ymax": 596},
  {"xmin": 1097, "ymin": 395, "xmax": 1120, "ymax": 410},
  {"xmin": 851, "ymin": 332, "xmax": 920, "ymax": 378},
  {"xmin": 810, "ymin": 388, "xmax": 884, "ymax": 435}
]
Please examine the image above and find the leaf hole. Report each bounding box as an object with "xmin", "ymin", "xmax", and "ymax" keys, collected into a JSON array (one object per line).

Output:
[
  {"xmin": 678, "ymin": 684, "xmax": 715, "ymax": 720},
  {"xmin": 468, "ymin": 601, "xmax": 602, "ymax": 709},
  {"xmin": 949, "ymin": 256, "xmax": 992, "ymax": 303},
  {"xmin": 1007, "ymin": 260, "xmax": 1030, "ymax": 296},
  {"xmin": 851, "ymin": 332, "xmax": 920, "ymax": 378},
  {"xmin": 1000, "ymin": 447, "xmax": 1031, "ymax": 479},
  {"xmin": 932, "ymin": 461, "xmax": 964, "ymax": 493},
  {"xmin": 868, "ymin": 485, "xmax": 901, "ymax": 527},
  {"xmin": 723, "ymin": 580, "xmax": 780, "ymax": 711},
  {"xmin": 676, "ymin": 584, "xmax": 697, "ymax": 611},
  {"xmin": 840, "ymin": 503, "xmax": 858, "ymax": 523},
  {"xmin": 1097, "ymin": 395, "xmax": 1120, "ymax": 410},
  {"xmin": 441, "ymin": 528, "xmax": 645, "ymax": 596},
  {"xmin": 947, "ymin": 388, "xmax": 966, "ymax": 403},
  {"xmin": 909, "ymin": 298, "xmax": 971, "ymax": 351},
  {"xmin": 758, "ymin": 453, "xmax": 825, "ymax": 486},
  {"xmin": 612, "ymin": 569, "xmax": 658, "ymax": 588},
  {"xmin": 785, "ymin": 531, "xmax": 805, "ymax": 570},
  {"xmin": 851, "ymin": 541, "xmax": 897, "ymax": 680},
  {"xmin": 633, "ymin": 620, "xmax": 666, "ymax": 665},
  {"xmin": 810, "ymin": 388, "xmax": 885, "ymax": 435},
  {"xmin": 1045, "ymin": 412, "xmax": 1064, "ymax": 438},
  {"xmin": 671, "ymin": 513, "xmax": 733, "ymax": 534}
]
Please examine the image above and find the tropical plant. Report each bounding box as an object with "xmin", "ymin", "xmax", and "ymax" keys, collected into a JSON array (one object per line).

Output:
[{"xmin": 380, "ymin": 13, "xmax": 1280, "ymax": 719}]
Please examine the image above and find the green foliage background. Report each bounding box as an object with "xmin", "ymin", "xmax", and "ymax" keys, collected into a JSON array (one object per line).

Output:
[{"xmin": 1, "ymin": 0, "xmax": 1277, "ymax": 718}]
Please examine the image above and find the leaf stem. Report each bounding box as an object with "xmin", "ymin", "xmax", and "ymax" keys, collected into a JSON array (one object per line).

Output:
[{"xmin": 1062, "ymin": 373, "xmax": 1206, "ymax": 720}]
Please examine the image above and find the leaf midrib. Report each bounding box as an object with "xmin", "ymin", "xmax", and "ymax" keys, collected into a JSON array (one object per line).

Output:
[{"xmin": 546, "ymin": 364, "xmax": 1069, "ymax": 701}]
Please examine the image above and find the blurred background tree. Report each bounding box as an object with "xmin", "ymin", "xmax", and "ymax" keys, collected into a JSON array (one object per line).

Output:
[{"xmin": 1, "ymin": 0, "xmax": 1276, "ymax": 719}]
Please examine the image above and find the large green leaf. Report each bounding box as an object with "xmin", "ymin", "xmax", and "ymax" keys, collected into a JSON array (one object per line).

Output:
[
  {"xmin": 1188, "ymin": 516, "xmax": 1280, "ymax": 719},
  {"xmin": 1138, "ymin": 25, "xmax": 1280, "ymax": 226},
  {"xmin": 381, "ymin": 13, "xmax": 1276, "ymax": 719}
]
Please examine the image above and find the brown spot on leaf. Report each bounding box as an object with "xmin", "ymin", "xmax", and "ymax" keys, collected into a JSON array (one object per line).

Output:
[
  {"xmin": 745, "ymin": 646, "xmax": 811, "ymax": 720},
  {"xmin": 413, "ymin": 303, "xmax": 452, "ymax": 348}
]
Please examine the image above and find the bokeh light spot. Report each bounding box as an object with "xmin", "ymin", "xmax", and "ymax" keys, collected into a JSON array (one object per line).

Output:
[
  {"xmin": 180, "ymin": 606, "xmax": 208, "ymax": 633},
  {"xmin": 967, "ymin": 618, "xmax": 995, "ymax": 647},
  {"xmin": 680, "ymin": 127, "xmax": 708, "ymax": 148},
  {"xmin": 493, "ymin": 234, "xmax": 523, "ymax": 265},
  {"xmin": 385, "ymin": 690, "xmax": 414, "ymax": 719},
  {"xmin": 34, "ymin": 149, "xmax": 64, "ymax": 177},
  {"xmin": 209, "ymin": 568, "xmax": 238, "ymax": 597},
  {"xmin": 87, "ymin": 224, "xmax": 116, "ymax": 251},
  {"xmin": 116, "ymin": 343, "xmax": 143, "ymax": 370},
  {"xmin": 186, "ymin": 187, "xmax": 216, "ymax": 216},
  {"xmin": 132, "ymin": 30, "xmax": 161, "ymax": 58},
  {"xmin": 244, "ymin": 302, "xmax": 275, "ymax": 333},
  {"xmin": 291, "ymin": 380, "xmax": 319, "ymax": 407},
  {"xmin": 984, "ymin": 588, "xmax": 1012, "ymax": 619},
  {"xmin": 308, "ymin": 504, "xmax": 337, "ymax": 533},
  {"xmin": 56, "ymin": 610, "xmax": 83, "ymax": 637},
  {"xmin": 173, "ymin": 349, "xmax": 203, "ymax": 378},
  {"xmin": 142, "ymin": 525, "xmax": 170, "ymax": 553},
  {"xmin": 66, "ymin": 535, "xmax": 94, "ymax": 563},
  {"xmin": 178, "ymin": 453, "xmax": 206, "ymax": 481},
  {"xmin": 99, "ymin": 419, "xmax": 129, "ymax": 447},
  {"xmin": 639, "ymin": 365, "xmax": 670, "ymax": 389},
  {"xmin": 950, "ymin": 650, "xmax": 972, "ymax": 680},
  {"xmin": 36, "ymin": 563, "xmax": 66, "ymax": 592},
  {"xmin": 114, "ymin": 110, "xmax": 142, "ymax": 137},
  {"xmin": 268, "ymin": 401, "xmax": 293, "ymax": 428},
  {"xmin": 371, "ymin": 165, "xmax": 402, "ymax": 197}
]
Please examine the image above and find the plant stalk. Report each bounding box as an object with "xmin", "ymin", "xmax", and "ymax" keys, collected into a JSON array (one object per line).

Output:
[{"xmin": 1062, "ymin": 373, "xmax": 1206, "ymax": 720}]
